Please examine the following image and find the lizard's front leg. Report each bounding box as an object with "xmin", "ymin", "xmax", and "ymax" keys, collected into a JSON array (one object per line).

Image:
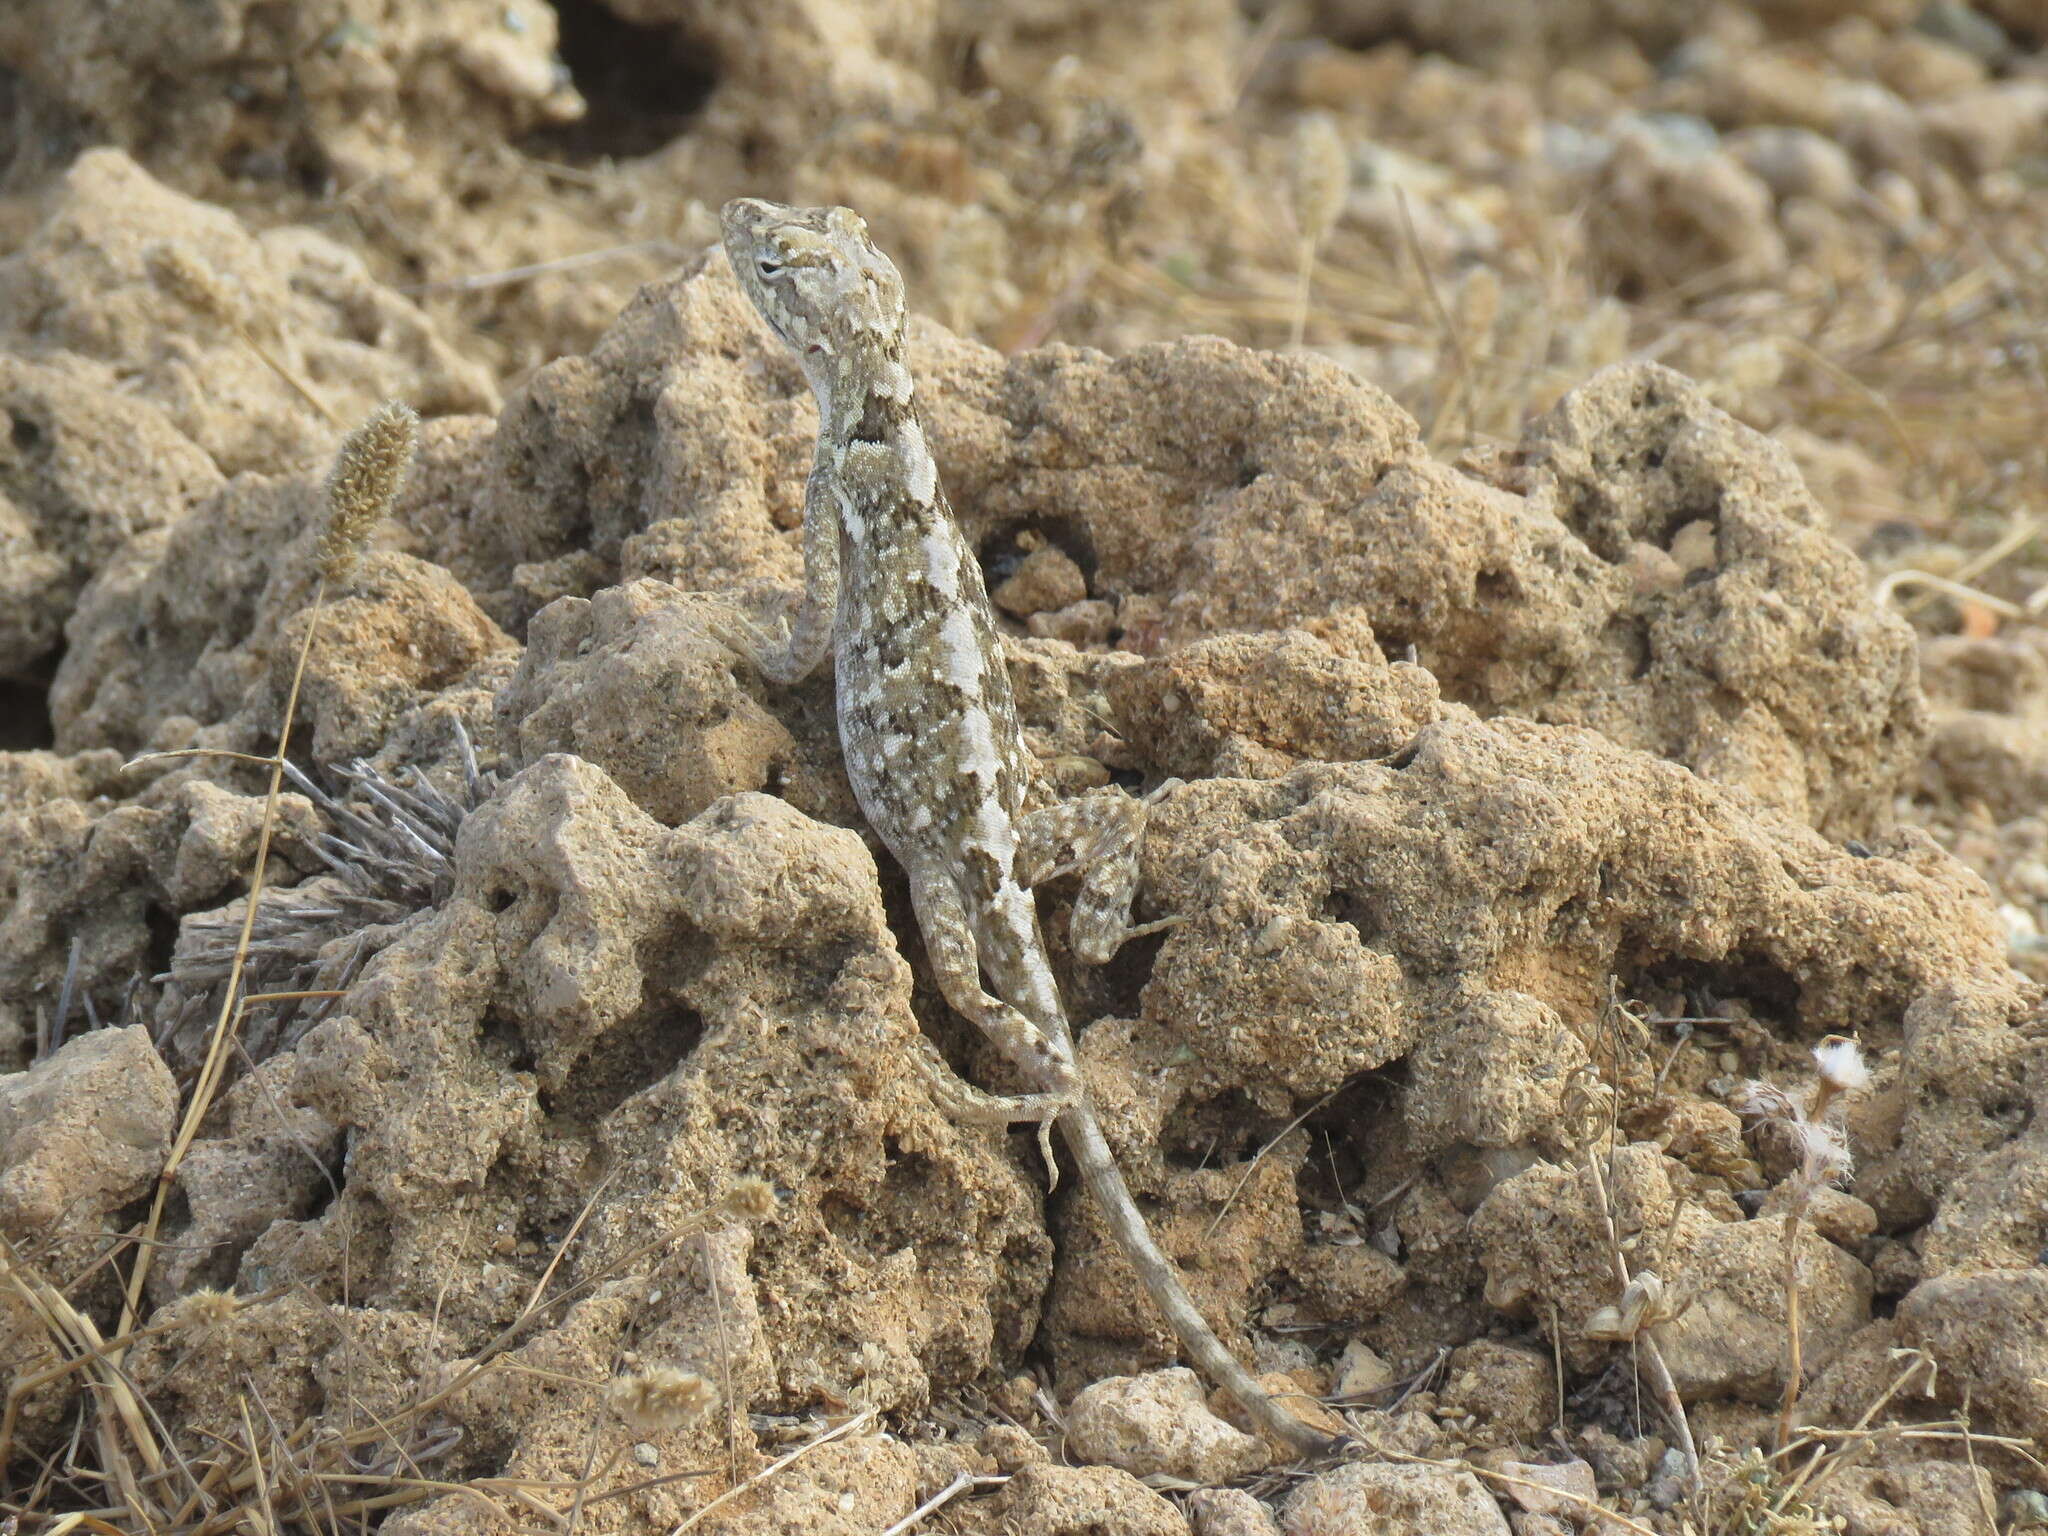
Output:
[
  {"xmin": 1016, "ymin": 779, "xmax": 1185, "ymax": 965},
  {"xmin": 720, "ymin": 460, "xmax": 840, "ymax": 685}
]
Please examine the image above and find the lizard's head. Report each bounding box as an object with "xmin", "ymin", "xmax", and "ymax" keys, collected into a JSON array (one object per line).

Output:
[{"xmin": 722, "ymin": 198, "xmax": 907, "ymax": 389}]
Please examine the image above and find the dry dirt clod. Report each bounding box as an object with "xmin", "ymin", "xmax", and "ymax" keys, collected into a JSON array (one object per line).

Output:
[{"xmin": 1065, "ymin": 1366, "xmax": 1272, "ymax": 1483}]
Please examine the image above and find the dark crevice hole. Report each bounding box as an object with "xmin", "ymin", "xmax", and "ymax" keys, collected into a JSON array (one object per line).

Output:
[
  {"xmin": 526, "ymin": 0, "xmax": 717, "ymax": 163},
  {"xmin": 540, "ymin": 1003, "xmax": 704, "ymax": 1125},
  {"xmin": 0, "ymin": 673, "xmax": 55, "ymax": 750}
]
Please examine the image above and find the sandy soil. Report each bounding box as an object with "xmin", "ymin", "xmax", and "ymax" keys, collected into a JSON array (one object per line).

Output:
[{"xmin": 2, "ymin": 1, "xmax": 2045, "ymax": 1532}]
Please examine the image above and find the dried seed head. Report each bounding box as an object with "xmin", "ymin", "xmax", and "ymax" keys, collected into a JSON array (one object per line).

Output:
[
  {"xmin": 319, "ymin": 401, "xmax": 418, "ymax": 584},
  {"xmin": 1811, "ymin": 1035, "xmax": 1869, "ymax": 1096},
  {"xmin": 173, "ymin": 1287, "xmax": 240, "ymax": 1333},
  {"xmin": 720, "ymin": 1177, "xmax": 779, "ymax": 1221},
  {"xmin": 1579, "ymin": 297, "xmax": 1631, "ymax": 372},
  {"xmin": 1585, "ymin": 1270, "xmax": 1674, "ymax": 1342},
  {"xmin": 1453, "ymin": 265, "xmax": 1502, "ymax": 350},
  {"xmin": 1793, "ymin": 1118, "xmax": 1853, "ymax": 1189},
  {"xmin": 147, "ymin": 242, "xmax": 245, "ymax": 329},
  {"xmin": 1732, "ymin": 1080, "xmax": 1796, "ymax": 1124},
  {"xmin": 606, "ymin": 1367, "xmax": 717, "ymax": 1432},
  {"xmin": 1290, "ymin": 113, "xmax": 1349, "ymax": 247}
]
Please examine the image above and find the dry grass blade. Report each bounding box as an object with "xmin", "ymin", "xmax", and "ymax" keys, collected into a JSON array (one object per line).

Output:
[
  {"xmin": 146, "ymin": 242, "xmax": 340, "ymax": 426},
  {"xmin": 399, "ymin": 240, "xmax": 677, "ymax": 294},
  {"xmin": 1287, "ymin": 113, "xmax": 1347, "ymax": 349},
  {"xmin": 1873, "ymin": 569, "xmax": 2024, "ymax": 618},
  {"xmin": 1204, "ymin": 1085, "xmax": 1342, "ymax": 1241},
  {"xmin": 1394, "ymin": 186, "xmax": 1475, "ymax": 450}
]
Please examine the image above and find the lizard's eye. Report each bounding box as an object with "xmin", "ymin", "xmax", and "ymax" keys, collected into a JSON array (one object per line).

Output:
[{"xmin": 755, "ymin": 255, "xmax": 784, "ymax": 279}]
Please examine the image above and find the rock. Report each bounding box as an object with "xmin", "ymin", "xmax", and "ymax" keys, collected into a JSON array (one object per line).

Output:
[
  {"xmin": 1283, "ymin": 1462, "xmax": 1510, "ymax": 1536},
  {"xmin": 1654, "ymin": 1215, "xmax": 1873, "ymax": 1404},
  {"xmin": 0, "ymin": 778, "xmax": 327, "ymax": 1070},
  {"xmin": 1110, "ymin": 626, "xmax": 1439, "ymax": 781},
  {"xmin": 1877, "ymin": 32, "xmax": 1987, "ymax": 101},
  {"xmin": 1208, "ymin": 1371, "xmax": 1352, "ymax": 1458},
  {"xmin": 1918, "ymin": 81, "xmax": 2048, "ymax": 177},
  {"xmin": 0, "ymin": 354, "xmax": 221, "ymax": 680},
  {"xmin": 0, "ymin": 5, "xmax": 580, "ymax": 196},
  {"xmin": 1757, "ymin": 1183, "xmax": 1878, "ymax": 1247},
  {"xmin": 666, "ymin": 1435, "xmax": 923, "ymax": 1535},
  {"xmin": 282, "ymin": 553, "xmax": 517, "ymax": 763},
  {"xmin": 1816, "ymin": 1457, "xmax": 1997, "ymax": 1536},
  {"xmin": 1590, "ymin": 121, "xmax": 1788, "ymax": 291},
  {"xmin": 496, "ymin": 578, "xmax": 824, "ymax": 828},
  {"xmin": 0, "ymin": 150, "xmax": 494, "ymax": 477},
  {"xmin": 992, "ymin": 545, "xmax": 1089, "ymax": 618},
  {"xmin": 1027, "ymin": 597, "xmax": 1118, "ymax": 646},
  {"xmin": 1895, "ymin": 1269, "xmax": 2048, "ymax": 1443},
  {"xmin": 1471, "ymin": 1146, "xmax": 1675, "ymax": 1371},
  {"xmin": 1334, "ymin": 1339, "xmax": 1394, "ymax": 1398},
  {"xmin": 1728, "ymin": 126, "xmax": 1861, "ymax": 207},
  {"xmin": 1496, "ymin": 1458, "xmax": 1598, "ymax": 1523},
  {"xmin": 979, "ymin": 1422, "xmax": 1052, "ymax": 1473},
  {"xmin": 1403, "ymin": 993, "xmax": 1587, "ymax": 1157},
  {"xmin": 1856, "ymin": 972, "xmax": 2041, "ymax": 1237},
  {"xmin": 1188, "ymin": 1487, "xmax": 1284, "ymax": 1536},
  {"xmin": 120, "ymin": 758, "xmax": 1052, "ymax": 1505},
  {"xmin": 1437, "ymin": 1341, "xmax": 1556, "ymax": 1442},
  {"xmin": 1065, "ymin": 1367, "xmax": 1270, "ymax": 1482},
  {"xmin": 481, "ymin": 258, "xmax": 1923, "ymax": 836}
]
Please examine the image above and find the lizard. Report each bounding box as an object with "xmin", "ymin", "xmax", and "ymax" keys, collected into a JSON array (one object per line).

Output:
[{"xmin": 718, "ymin": 196, "xmax": 1339, "ymax": 1458}]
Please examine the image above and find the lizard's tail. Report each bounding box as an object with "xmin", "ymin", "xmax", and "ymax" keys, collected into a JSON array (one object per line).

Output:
[{"xmin": 1058, "ymin": 1109, "xmax": 1348, "ymax": 1459}]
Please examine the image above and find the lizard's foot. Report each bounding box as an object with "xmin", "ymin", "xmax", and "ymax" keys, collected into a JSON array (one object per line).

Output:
[
  {"xmin": 703, "ymin": 602, "xmax": 817, "ymax": 687},
  {"xmin": 911, "ymin": 1038, "xmax": 1074, "ymax": 1191}
]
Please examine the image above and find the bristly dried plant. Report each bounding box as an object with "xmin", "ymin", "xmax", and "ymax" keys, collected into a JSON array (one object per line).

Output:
[
  {"xmin": 319, "ymin": 400, "xmax": 418, "ymax": 585},
  {"xmin": 1287, "ymin": 112, "xmax": 1347, "ymax": 349},
  {"xmin": 159, "ymin": 721, "xmax": 494, "ymax": 1067},
  {"xmin": 1734, "ymin": 1034, "xmax": 1870, "ymax": 1457},
  {"xmin": 607, "ymin": 1368, "xmax": 719, "ymax": 1433},
  {"xmin": 114, "ymin": 400, "xmax": 421, "ymax": 1351}
]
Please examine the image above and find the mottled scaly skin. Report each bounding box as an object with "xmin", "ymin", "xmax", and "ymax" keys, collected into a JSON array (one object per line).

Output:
[{"xmin": 720, "ymin": 198, "xmax": 1338, "ymax": 1457}]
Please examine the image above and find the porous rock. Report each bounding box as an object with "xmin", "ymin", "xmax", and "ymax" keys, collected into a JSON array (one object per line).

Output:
[
  {"xmin": 1436, "ymin": 1340, "xmax": 1556, "ymax": 1442},
  {"xmin": 956, "ymin": 1462, "xmax": 1190, "ymax": 1536},
  {"xmin": 1652, "ymin": 1214, "xmax": 1873, "ymax": 1403},
  {"xmin": 123, "ymin": 755, "xmax": 1049, "ymax": 1522},
  {"xmin": 1470, "ymin": 1145, "xmax": 1873, "ymax": 1396},
  {"xmin": 473, "ymin": 257, "xmax": 1919, "ymax": 836},
  {"xmin": 0, "ymin": 774, "xmax": 320, "ymax": 1069},
  {"xmin": 495, "ymin": 577, "xmax": 833, "ymax": 829},
  {"xmin": 0, "ymin": 1024, "xmax": 176, "ymax": 1241},
  {"xmin": 1283, "ymin": 1462, "xmax": 1511, "ymax": 1536},
  {"xmin": 0, "ymin": 353, "xmax": 221, "ymax": 679}
]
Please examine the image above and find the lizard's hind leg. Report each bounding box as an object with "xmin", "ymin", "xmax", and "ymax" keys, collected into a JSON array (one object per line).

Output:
[
  {"xmin": 904, "ymin": 869, "xmax": 1079, "ymax": 1185},
  {"xmin": 1015, "ymin": 781, "xmax": 1185, "ymax": 965}
]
